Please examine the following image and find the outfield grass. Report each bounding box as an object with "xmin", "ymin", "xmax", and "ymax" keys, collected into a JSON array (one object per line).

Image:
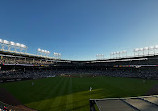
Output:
[{"xmin": 1, "ymin": 76, "xmax": 158, "ymax": 111}]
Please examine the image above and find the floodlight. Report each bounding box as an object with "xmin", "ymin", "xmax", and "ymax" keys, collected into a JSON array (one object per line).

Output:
[
  {"xmin": 3, "ymin": 40, "xmax": 9, "ymax": 44},
  {"xmin": 21, "ymin": 44, "xmax": 26, "ymax": 48},
  {"xmin": 139, "ymin": 48, "xmax": 143, "ymax": 51},
  {"xmin": 23, "ymin": 45, "xmax": 27, "ymax": 48},
  {"xmin": 155, "ymin": 45, "xmax": 158, "ymax": 49},
  {"xmin": 0, "ymin": 39, "xmax": 3, "ymax": 43},
  {"xmin": 15, "ymin": 43, "xmax": 21, "ymax": 47},
  {"xmin": 144, "ymin": 47, "xmax": 149, "ymax": 50},
  {"xmin": 135, "ymin": 48, "xmax": 139, "ymax": 51},
  {"xmin": 37, "ymin": 48, "xmax": 41, "ymax": 52},
  {"xmin": 10, "ymin": 41, "xmax": 15, "ymax": 46},
  {"xmin": 20, "ymin": 44, "xmax": 25, "ymax": 48},
  {"xmin": 41, "ymin": 50, "xmax": 44, "ymax": 53},
  {"xmin": 122, "ymin": 50, "xmax": 126, "ymax": 53},
  {"xmin": 47, "ymin": 51, "xmax": 50, "ymax": 54},
  {"xmin": 44, "ymin": 50, "xmax": 47, "ymax": 53},
  {"xmin": 149, "ymin": 46, "xmax": 154, "ymax": 49}
]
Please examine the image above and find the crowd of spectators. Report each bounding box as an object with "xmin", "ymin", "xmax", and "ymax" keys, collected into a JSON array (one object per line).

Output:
[
  {"xmin": 0, "ymin": 66, "xmax": 158, "ymax": 111},
  {"xmin": 0, "ymin": 56, "xmax": 51, "ymax": 65},
  {"xmin": 0, "ymin": 69, "xmax": 56, "ymax": 82},
  {"xmin": 43, "ymin": 67, "xmax": 158, "ymax": 79},
  {"xmin": 0, "ymin": 67, "xmax": 158, "ymax": 81},
  {"xmin": 0, "ymin": 102, "xmax": 11, "ymax": 111}
]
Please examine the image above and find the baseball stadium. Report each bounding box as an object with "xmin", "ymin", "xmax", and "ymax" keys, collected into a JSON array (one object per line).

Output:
[
  {"xmin": 1, "ymin": 39, "xmax": 158, "ymax": 111},
  {"xmin": 1, "ymin": 0, "xmax": 158, "ymax": 111}
]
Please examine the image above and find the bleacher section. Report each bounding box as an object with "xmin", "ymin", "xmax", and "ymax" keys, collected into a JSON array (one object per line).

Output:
[{"xmin": 1, "ymin": 50, "xmax": 158, "ymax": 81}]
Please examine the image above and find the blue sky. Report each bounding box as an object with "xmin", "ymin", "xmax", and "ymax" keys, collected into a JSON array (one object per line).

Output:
[{"xmin": 0, "ymin": 0, "xmax": 158, "ymax": 60}]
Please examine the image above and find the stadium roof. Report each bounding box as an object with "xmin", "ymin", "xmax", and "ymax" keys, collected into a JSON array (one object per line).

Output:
[{"xmin": 90, "ymin": 95, "xmax": 158, "ymax": 111}]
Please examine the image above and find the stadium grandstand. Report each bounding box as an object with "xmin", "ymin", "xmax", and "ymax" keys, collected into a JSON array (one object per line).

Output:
[
  {"xmin": 1, "ymin": 39, "xmax": 158, "ymax": 110},
  {"xmin": 1, "ymin": 47, "xmax": 158, "ymax": 80}
]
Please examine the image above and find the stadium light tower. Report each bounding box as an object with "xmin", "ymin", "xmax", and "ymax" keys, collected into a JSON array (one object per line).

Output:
[
  {"xmin": 44, "ymin": 50, "xmax": 47, "ymax": 56},
  {"xmin": 41, "ymin": 50, "xmax": 45, "ymax": 56},
  {"xmin": 3, "ymin": 40, "xmax": 10, "ymax": 50},
  {"xmin": 46, "ymin": 51, "xmax": 50, "ymax": 57},
  {"xmin": 0, "ymin": 39, "xmax": 27, "ymax": 53},
  {"xmin": 9, "ymin": 41, "xmax": 16, "ymax": 51},
  {"xmin": 37, "ymin": 49, "xmax": 50, "ymax": 57},
  {"xmin": 19, "ymin": 44, "xmax": 27, "ymax": 53},
  {"xmin": 137, "ymin": 48, "xmax": 141, "ymax": 56},
  {"xmin": 118, "ymin": 51, "xmax": 121, "ymax": 58},
  {"xmin": 133, "ymin": 49, "xmax": 136, "ymax": 56},
  {"xmin": 54, "ymin": 52, "xmax": 61, "ymax": 59},
  {"xmin": 115, "ymin": 52, "xmax": 117, "ymax": 59},
  {"xmin": 96, "ymin": 54, "xmax": 104, "ymax": 60},
  {"xmin": 15, "ymin": 43, "xmax": 21, "ymax": 52},
  {"xmin": 102, "ymin": 54, "xmax": 104, "ymax": 59},
  {"xmin": 96, "ymin": 54, "xmax": 98, "ymax": 60},
  {"xmin": 120, "ymin": 51, "xmax": 124, "ymax": 58},
  {"xmin": 143, "ymin": 47, "xmax": 149, "ymax": 55},
  {"xmin": 44, "ymin": 50, "xmax": 50, "ymax": 57},
  {"xmin": 99, "ymin": 54, "xmax": 101, "ymax": 60},
  {"xmin": 119, "ymin": 51, "xmax": 122, "ymax": 58},
  {"xmin": 110, "ymin": 52, "xmax": 114, "ymax": 59},
  {"xmin": 97, "ymin": 54, "xmax": 100, "ymax": 60},
  {"xmin": 37, "ymin": 48, "xmax": 42, "ymax": 55},
  {"xmin": 113, "ymin": 52, "xmax": 116, "ymax": 59},
  {"xmin": 122, "ymin": 50, "xmax": 127, "ymax": 58},
  {"xmin": 154, "ymin": 45, "xmax": 158, "ymax": 55},
  {"xmin": 58, "ymin": 53, "xmax": 61, "ymax": 59},
  {"xmin": 112, "ymin": 52, "xmax": 114, "ymax": 59},
  {"xmin": 43, "ymin": 50, "xmax": 45, "ymax": 56},
  {"xmin": 116, "ymin": 51, "xmax": 120, "ymax": 58},
  {"xmin": 149, "ymin": 46, "xmax": 154, "ymax": 55},
  {"xmin": 139, "ymin": 48, "xmax": 143, "ymax": 56},
  {"xmin": 0, "ymin": 39, "xmax": 4, "ymax": 50},
  {"xmin": 101, "ymin": 54, "xmax": 104, "ymax": 59},
  {"xmin": 134, "ymin": 48, "xmax": 139, "ymax": 56},
  {"xmin": 54, "ymin": 52, "xmax": 57, "ymax": 59}
]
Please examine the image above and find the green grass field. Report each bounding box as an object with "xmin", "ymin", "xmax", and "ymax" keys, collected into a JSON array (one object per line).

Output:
[{"xmin": 1, "ymin": 76, "xmax": 158, "ymax": 111}]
